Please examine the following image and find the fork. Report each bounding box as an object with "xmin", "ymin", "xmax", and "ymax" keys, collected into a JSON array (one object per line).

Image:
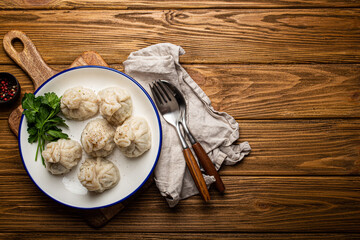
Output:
[
  {"xmin": 150, "ymin": 80, "xmax": 210, "ymax": 202},
  {"xmin": 161, "ymin": 80, "xmax": 225, "ymax": 193}
]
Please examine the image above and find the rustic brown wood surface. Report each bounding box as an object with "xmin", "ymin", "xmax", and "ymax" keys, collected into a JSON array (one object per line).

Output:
[
  {"xmin": 0, "ymin": 175, "xmax": 360, "ymax": 232},
  {"xmin": 2, "ymin": 233, "xmax": 360, "ymax": 240},
  {"xmin": 1, "ymin": 0, "xmax": 360, "ymax": 9},
  {"xmin": 4, "ymin": 30, "xmax": 57, "ymax": 136},
  {"xmin": 0, "ymin": 9, "xmax": 359, "ymax": 65},
  {"xmin": 0, "ymin": 0, "xmax": 359, "ymax": 239}
]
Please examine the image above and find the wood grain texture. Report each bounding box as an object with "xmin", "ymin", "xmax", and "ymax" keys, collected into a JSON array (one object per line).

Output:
[
  {"xmin": 3, "ymin": 30, "xmax": 57, "ymax": 89},
  {"xmin": 2, "ymin": 118, "xmax": 359, "ymax": 176},
  {"xmin": 0, "ymin": 175, "xmax": 359, "ymax": 232},
  {"xmin": 0, "ymin": 0, "xmax": 359, "ymax": 236},
  {"xmin": 1, "ymin": 64, "xmax": 359, "ymax": 120},
  {"xmin": 2, "ymin": 233, "xmax": 360, "ymax": 240},
  {"xmin": 183, "ymin": 147, "xmax": 210, "ymax": 202},
  {"xmin": 69, "ymin": 51, "xmax": 109, "ymax": 68},
  {"xmin": 1, "ymin": 0, "xmax": 360, "ymax": 9},
  {"xmin": 186, "ymin": 64, "xmax": 360, "ymax": 119},
  {"xmin": 193, "ymin": 142, "xmax": 225, "ymax": 193},
  {"xmin": 0, "ymin": 9, "xmax": 359, "ymax": 64},
  {"xmin": 228, "ymin": 119, "xmax": 360, "ymax": 175},
  {"xmin": 3, "ymin": 30, "xmax": 58, "ymax": 135}
]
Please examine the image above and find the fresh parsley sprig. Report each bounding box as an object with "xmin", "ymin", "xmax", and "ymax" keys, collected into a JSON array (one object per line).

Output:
[{"xmin": 22, "ymin": 92, "xmax": 69, "ymax": 166}]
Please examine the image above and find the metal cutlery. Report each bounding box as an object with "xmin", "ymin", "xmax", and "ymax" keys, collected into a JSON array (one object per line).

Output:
[
  {"xmin": 150, "ymin": 80, "xmax": 210, "ymax": 202},
  {"xmin": 161, "ymin": 80, "xmax": 225, "ymax": 193}
]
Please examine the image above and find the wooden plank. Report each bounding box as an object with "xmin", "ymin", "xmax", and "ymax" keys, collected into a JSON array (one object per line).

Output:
[
  {"xmin": 0, "ymin": 9, "xmax": 359, "ymax": 64},
  {"xmin": 228, "ymin": 119, "xmax": 360, "ymax": 175},
  {"xmin": 186, "ymin": 64, "xmax": 360, "ymax": 119},
  {"xmin": 2, "ymin": 118, "xmax": 359, "ymax": 176},
  {"xmin": 0, "ymin": 176, "xmax": 359, "ymax": 232},
  {"xmin": 1, "ymin": 0, "xmax": 360, "ymax": 10},
  {"xmin": 1, "ymin": 232, "xmax": 360, "ymax": 240},
  {"xmin": 1, "ymin": 64, "xmax": 359, "ymax": 120}
]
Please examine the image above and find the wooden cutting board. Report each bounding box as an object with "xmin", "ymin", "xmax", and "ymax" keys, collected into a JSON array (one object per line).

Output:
[{"xmin": 3, "ymin": 30, "xmax": 152, "ymax": 228}]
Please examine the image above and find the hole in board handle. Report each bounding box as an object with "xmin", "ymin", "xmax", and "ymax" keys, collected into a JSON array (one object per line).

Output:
[{"xmin": 11, "ymin": 38, "xmax": 24, "ymax": 53}]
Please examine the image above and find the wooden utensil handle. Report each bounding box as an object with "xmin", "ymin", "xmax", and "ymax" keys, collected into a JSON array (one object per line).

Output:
[
  {"xmin": 3, "ymin": 30, "xmax": 57, "ymax": 89},
  {"xmin": 183, "ymin": 148, "xmax": 210, "ymax": 202},
  {"xmin": 192, "ymin": 142, "xmax": 225, "ymax": 193}
]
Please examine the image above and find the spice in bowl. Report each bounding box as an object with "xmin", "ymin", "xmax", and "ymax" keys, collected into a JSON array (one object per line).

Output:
[{"xmin": 0, "ymin": 72, "xmax": 20, "ymax": 106}]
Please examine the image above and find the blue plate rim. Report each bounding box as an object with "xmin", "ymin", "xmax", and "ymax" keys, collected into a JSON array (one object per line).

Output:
[{"xmin": 18, "ymin": 65, "xmax": 162, "ymax": 210}]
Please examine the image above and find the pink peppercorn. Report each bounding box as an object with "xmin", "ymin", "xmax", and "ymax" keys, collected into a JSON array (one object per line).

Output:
[{"xmin": 0, "ymin": 73, "xmax": 20, "ymax": 104}]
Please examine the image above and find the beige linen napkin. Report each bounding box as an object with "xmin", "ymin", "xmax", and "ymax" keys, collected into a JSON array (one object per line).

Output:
[{"xmin": 123, "ymin": 43, "xmax": 251, "ymax": 207}]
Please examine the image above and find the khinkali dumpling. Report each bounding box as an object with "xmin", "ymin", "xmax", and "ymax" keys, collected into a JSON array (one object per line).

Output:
[
  {"xmin": 61, "ymin": 86, "xmax": 98, "ymax": 120},
  {"xmin": 81, "ymin": 118, "xmax": 115, "ymax": 157},
  {"xmin": 97, "ymin": 87, "xmax": 132, "ymax": 126},
  {"xmin": 42, "ymin": 139, "xmax": 82, "ymax": 175},
  {"xmin": 78, "ymin": 157, "xmax": 120, "ymax": 193},
  {"xmin": 114, "ymin": 116, "xmax": 151, "ymax": 158}
]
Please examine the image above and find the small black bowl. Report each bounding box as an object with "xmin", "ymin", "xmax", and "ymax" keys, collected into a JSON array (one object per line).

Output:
[{"xmin": 0, "ymin": 72, "xmax": 21, "ymax": 106}]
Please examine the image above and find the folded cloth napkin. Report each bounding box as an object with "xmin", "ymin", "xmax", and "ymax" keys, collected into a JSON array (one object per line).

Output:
[{"xmin": 123, "ymin": 43, "xmax": 251, "ymax": 207}]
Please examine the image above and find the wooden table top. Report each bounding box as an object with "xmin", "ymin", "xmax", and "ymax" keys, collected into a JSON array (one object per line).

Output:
[{"xmin": 0, "ymin": 1, "xmax": 359, "ymax": 239}]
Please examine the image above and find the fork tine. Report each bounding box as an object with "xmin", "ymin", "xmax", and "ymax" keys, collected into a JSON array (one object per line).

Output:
[
  {"xmin": 156, "ymin": 80, "xmax": 176, "ymax": 102},
  {"xmin": 160, "ymin": 81, "xmax": 177, "ymax": 101},
  {"xmin": 149, "ymin": 84, "xmax": 158, "ymax": 104},
  {"xmin": 153, "ymin": 81, "xmax": 168, "ymax": 103},
  {"xmin": 150, "ymin": 83, "xmax": 160, "ymax": 106},
  {"xmin": 156, "ymin": 81, "xmax": 171, "ymax": 101},
  {"xmin": 152, "ymin": 82, "xmax": 165, "ymax": 104},
  {"xmin": 154, "ymin": 81, "xmax": 168, "ymax": 102}
]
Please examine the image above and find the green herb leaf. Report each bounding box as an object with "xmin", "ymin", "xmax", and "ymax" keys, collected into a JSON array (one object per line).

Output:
[
  {"xmin": 23, "ymin": 109, "xmax": 37, "ymax": 124},
  {"xmin": 42, "ymin": 92, "xmax": 61, "ymax": 110},
  {"xmin": 22, "ymin": 93, "xmax": 41, "ymax": 111},
  {"xmin": 27, "ymin": 126, "xmax": 38, "ymax": 143},
  {"xmin": 46, "ymin": 129, "xmax": 68, "ymax": 139},
  {"xmin": 43, "ymin": 134, "xmax": 55, "ymax": 142},
  {"xmin": 21, "ymin": 92, "xmax": 68, "ymax": 166},
  {"xmin": 47, "ymin": 116, "xmax": 68, "ymax": 127},
  {"xmin": 22, "ymin": 93, "xmax": 43, "ymax": 124},
  {"xmin": 35, "ymin": 106, "xmax": 51, "ymax": 129},
  {"xmin": 43, "ymin": 122, "xmax": 62, "ymax": 133}
]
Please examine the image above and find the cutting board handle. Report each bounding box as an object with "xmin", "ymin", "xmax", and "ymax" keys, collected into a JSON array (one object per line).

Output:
[{"xmin": 3, "ymin": 30, "xmax": 57, "ymax": 89}]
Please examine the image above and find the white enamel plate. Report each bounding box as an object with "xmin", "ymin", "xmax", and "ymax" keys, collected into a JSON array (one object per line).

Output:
[{"xmin": 19, "ymin": 66, "xmax": 162, "ymax": 209}]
